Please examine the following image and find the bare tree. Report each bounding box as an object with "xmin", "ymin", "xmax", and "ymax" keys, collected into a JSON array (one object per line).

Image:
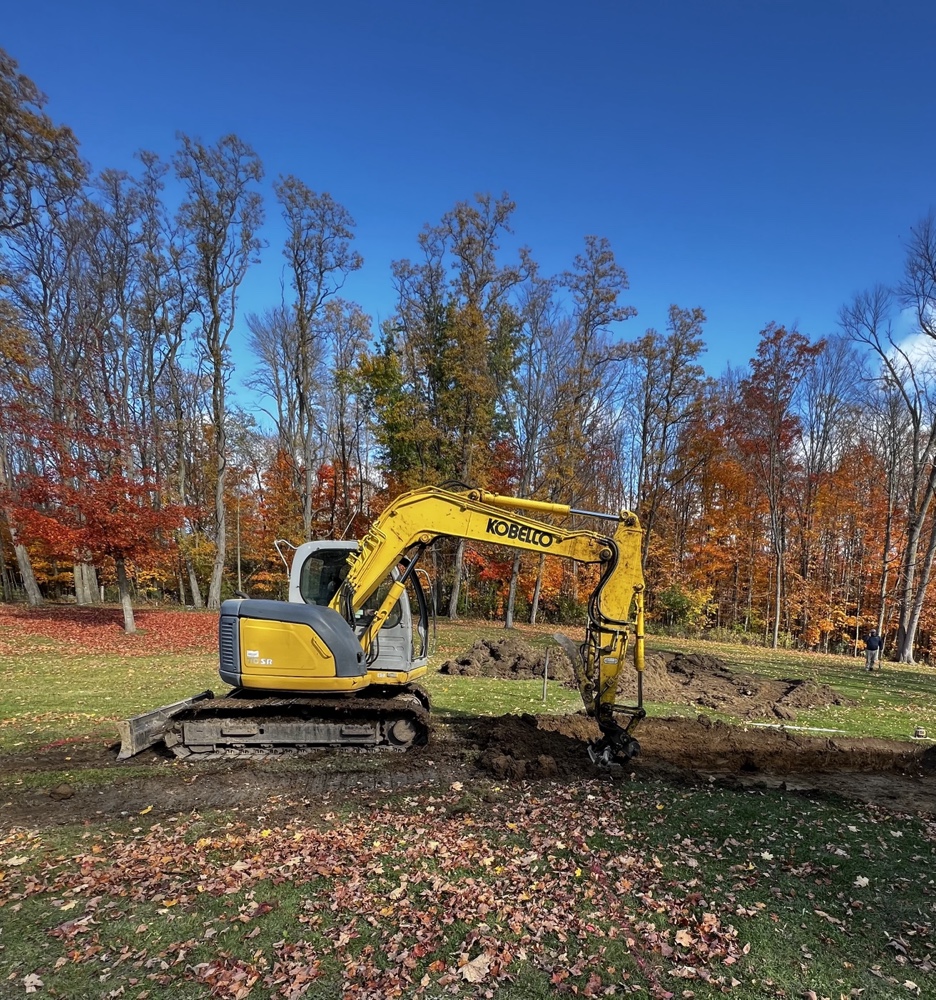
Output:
[
  {"xmin": 621, "ymin": 305, "xmax": 710, "ymax": 572},
  {"xmin": 840, "ymin": 218, "xmax": 936, "ymax": 660},
  {"xmin": 317, "ymin": 298, "xmax": 370, "ymax": 534},
  {"xmin": 499, "ymin": 271, "xmax": 566, "ymax": 626},
  {"xmin": 174, "ymin": 134, "xmax": 264, "ymax": 609},
  {"xmin": 132, "ymin": 150, "xmax": 203, "ymax": 606},
  {"xmin": 275, "ymin": 177, "xmax": 362, "ymax": 540},
  {"xmin": 545, "ymin": 235, "xmax": 635, "ymax": 512}
]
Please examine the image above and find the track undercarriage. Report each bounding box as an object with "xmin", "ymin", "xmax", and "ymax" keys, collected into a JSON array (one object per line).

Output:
[{"xmin": 118, "ymin": 686, "xmax": 431, "ymax": 761}]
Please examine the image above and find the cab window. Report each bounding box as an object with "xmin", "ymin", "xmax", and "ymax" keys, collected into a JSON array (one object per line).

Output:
[{"xmin": 298, "ymin": 550, "xmax": 402, "ymax": 629}]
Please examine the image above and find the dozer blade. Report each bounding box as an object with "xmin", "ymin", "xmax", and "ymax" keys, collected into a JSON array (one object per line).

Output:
[{"xmin": 117, "ymin": 690, "xmax": 214, "ymax": 760}]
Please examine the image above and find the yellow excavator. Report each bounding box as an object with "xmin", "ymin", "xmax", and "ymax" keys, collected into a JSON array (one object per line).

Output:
[{"xmin": 117, "ymin": 486, "xmax": 646, "ymax": 767}]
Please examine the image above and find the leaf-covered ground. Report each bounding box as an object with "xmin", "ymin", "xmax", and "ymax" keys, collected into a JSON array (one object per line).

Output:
[
  {"xmin": 0, "ymin": 606, "xmax": 217, "ymax": 657},
  {"xmin": 3, "ymin": 607, "xmax": 936, "ymax": 997},
  {"xmin": 3, "ymin": 778, "xmax": 935, "ymax": 999}
]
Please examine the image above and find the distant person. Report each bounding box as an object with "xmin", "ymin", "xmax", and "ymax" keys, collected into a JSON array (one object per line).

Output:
[{"xmin": 864, "ymin": 629, "xmax": 884, "ymax": 671}]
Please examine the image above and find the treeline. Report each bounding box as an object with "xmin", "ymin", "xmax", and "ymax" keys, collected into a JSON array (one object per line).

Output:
[{"xmin": 1, "ymin": 49, "xmax": 935, "ymax": 661}]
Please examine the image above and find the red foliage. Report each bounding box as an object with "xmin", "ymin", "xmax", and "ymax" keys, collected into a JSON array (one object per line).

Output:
[
  {"xmin": 16, "ymin": 466, "xmax": 184, "ymax": 565},
  {"xmin": 0, "ymin": 606, "xmax": 217, "ymax": 656}
]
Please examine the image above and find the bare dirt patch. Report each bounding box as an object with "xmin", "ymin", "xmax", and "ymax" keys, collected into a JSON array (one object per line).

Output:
[
  {"xmin": 441, "ymin": 639, "xmax": 851, "ymax": 723},
  {"xmin": 637, "ymin": 650, "xmax": 853, "ymax": 721},
  {"xmin": 4, "ymin": 711, "xmax": 935, "ymax": 830}
]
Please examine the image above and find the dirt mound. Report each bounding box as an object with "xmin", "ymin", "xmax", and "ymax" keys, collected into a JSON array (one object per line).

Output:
[
  {"xmin": 629, "ymin": 651, "xmax": 853, "ymax": 721},
  {"xmin": 441, "ymin": 641, "xmax": 850, "ymax": 723},
  {"xmin": 439, "ymin": 636, "xmax": 574, "ymax": 684}
]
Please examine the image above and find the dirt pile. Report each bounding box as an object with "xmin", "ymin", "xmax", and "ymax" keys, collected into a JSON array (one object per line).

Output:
[
  {"xmin": 441, "ymin": 640, "xmax": 851, "ymax": 724},
  {"xmin": 473, "ymin": 713, "xmax": 592, "ymax": 780},
  {"xmin": 632, "ymin": 651, "xmax": 854, "ymax": 721},
  {"xmin": 439, "ymin": 636, "xmax": 575, "ymax": 684}
]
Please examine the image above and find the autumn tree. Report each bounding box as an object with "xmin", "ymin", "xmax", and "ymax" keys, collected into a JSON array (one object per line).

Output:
[
  {"xmin": 737, "ymin": 324, "xmax": 824, "ymax": 648},
  {"xmin": 0, "ymin": 49, "xmax": 83, "ymax": 604},
  {"xmin": 0, "ymin": 170, "xmax": 91, "ymax": 604},
  {"xmin": 13, "ymin": 428, "xmax": 184, "ymax": 632},
  {"xmin": 788, "ymin": 335, "xmax": 863, "ymax": 642},
  {"xmin": 0, "ymin": 47, "xmax": 84, "ymax": 604},
  {"xmin": 174, "ymin": 134, "xmax": 263, "ymax": 609},
  {"xmin": 364, "ymin": 193, "xmax": 528, "ymax": 618}
]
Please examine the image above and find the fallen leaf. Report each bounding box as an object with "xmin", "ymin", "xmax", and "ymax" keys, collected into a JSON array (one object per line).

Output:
[{"xmin": 460, "ymin": 953, "xmax": 491, "ymax": 983}]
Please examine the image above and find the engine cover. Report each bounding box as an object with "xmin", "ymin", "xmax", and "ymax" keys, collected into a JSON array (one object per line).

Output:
[{"xmin": 219, "ymin": 599, "xmax": 367, "ymax": 692}]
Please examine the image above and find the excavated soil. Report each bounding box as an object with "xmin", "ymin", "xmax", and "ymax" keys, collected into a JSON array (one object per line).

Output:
[
  {"xmin": 636, "ymin": 650, "xmax": 854, "ymax": 721},
  {"xmin": 442, "ymin": 639, "xmax": 853, "ymax": 723},
  {"xmin": 3, "ymin": 642, "xmax": 935, "ymax": 828},
  {"xmin": 439, "ymin": 635, "xmax": 576, "ymax": 683}
]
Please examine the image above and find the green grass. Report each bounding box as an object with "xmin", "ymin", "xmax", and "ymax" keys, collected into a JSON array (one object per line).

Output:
[
  {"xmin": 2, "ymin": 617, "xmax": 935, "ymax": 752},
  {"xmin": 0, "ymin": 648, "xmax": 218, "ymax": 750}
]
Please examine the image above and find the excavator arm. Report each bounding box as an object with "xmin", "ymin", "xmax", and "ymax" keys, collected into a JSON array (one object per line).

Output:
[{"xmin": 330, "ymin": 486, "xmax": 646, "ymax": 764}]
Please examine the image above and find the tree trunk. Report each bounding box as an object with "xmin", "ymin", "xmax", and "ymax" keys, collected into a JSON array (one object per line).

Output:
[
  {"xmin": 504, "ymin": 551, "xmax": 521, "ymax": 629},
  {"xmin": 9, "ymin": 518, "xmax": 43, "ymax": 606},
  {"xmin": 877, "ymin": 487, "xmax": 895, "ymax": 645},
  {"xmin": 430, "ymin": 547, "xmax": 442, "ymax": 617},
  {"xmin": 74, "ymin": 563, "xmax": 89, "ymax": 605},
  {"xmin": 73, "ymin": 562, "xmax": 100, "ymax": 605},
  {"xmin": 447, "ymin": 538, "xmax": 465, "ymax": 620},
  {"xmin": 894, "ymin": 468, "xmax": 936, "ymax": 661},
  {"xmin": 208, "ymin": 419, "xmax": 227, "ymax": 610},
  {"xmin": 186, "ymin": 555, "xmax": 204, "ymax": 609},
  {"xmin": 0, "ymin": 532, "xmax": 10, "ymax": 602},
  {"xmin": 904, "ymin": 515, "xmax": 936, "ymax": 663},
  {"xmin": 529, "ymin": 553, "xmax": 545, "ymax": 625},
  {"xmin": 114, "ymin": 555, "xmax": 137, "ymax": 633}
]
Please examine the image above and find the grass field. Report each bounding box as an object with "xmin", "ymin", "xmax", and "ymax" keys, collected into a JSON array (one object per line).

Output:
[{"xmin": 1, "ymin": 609, "xmax": 935, "ymax": 999}]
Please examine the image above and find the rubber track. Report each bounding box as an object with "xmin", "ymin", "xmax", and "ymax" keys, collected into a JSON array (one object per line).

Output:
[{"xmin": 168, "ymin": 686, "xmax": 431, "ymax": 761}]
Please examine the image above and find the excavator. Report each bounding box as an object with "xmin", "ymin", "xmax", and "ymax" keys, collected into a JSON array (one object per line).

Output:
[{"xmin": 117, "ymin": 486, "xmax": 646, "ymax": 767}]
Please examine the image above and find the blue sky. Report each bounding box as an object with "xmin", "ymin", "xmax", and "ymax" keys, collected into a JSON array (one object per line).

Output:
[{"xmin": 5, "ymin": 0, "xmax": 935, "ymax": 378}]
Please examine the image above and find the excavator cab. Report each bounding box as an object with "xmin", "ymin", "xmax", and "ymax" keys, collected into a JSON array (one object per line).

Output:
[{"xmin": 288, "ymin": 540, "xmax": 431, "ymax": 675}]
